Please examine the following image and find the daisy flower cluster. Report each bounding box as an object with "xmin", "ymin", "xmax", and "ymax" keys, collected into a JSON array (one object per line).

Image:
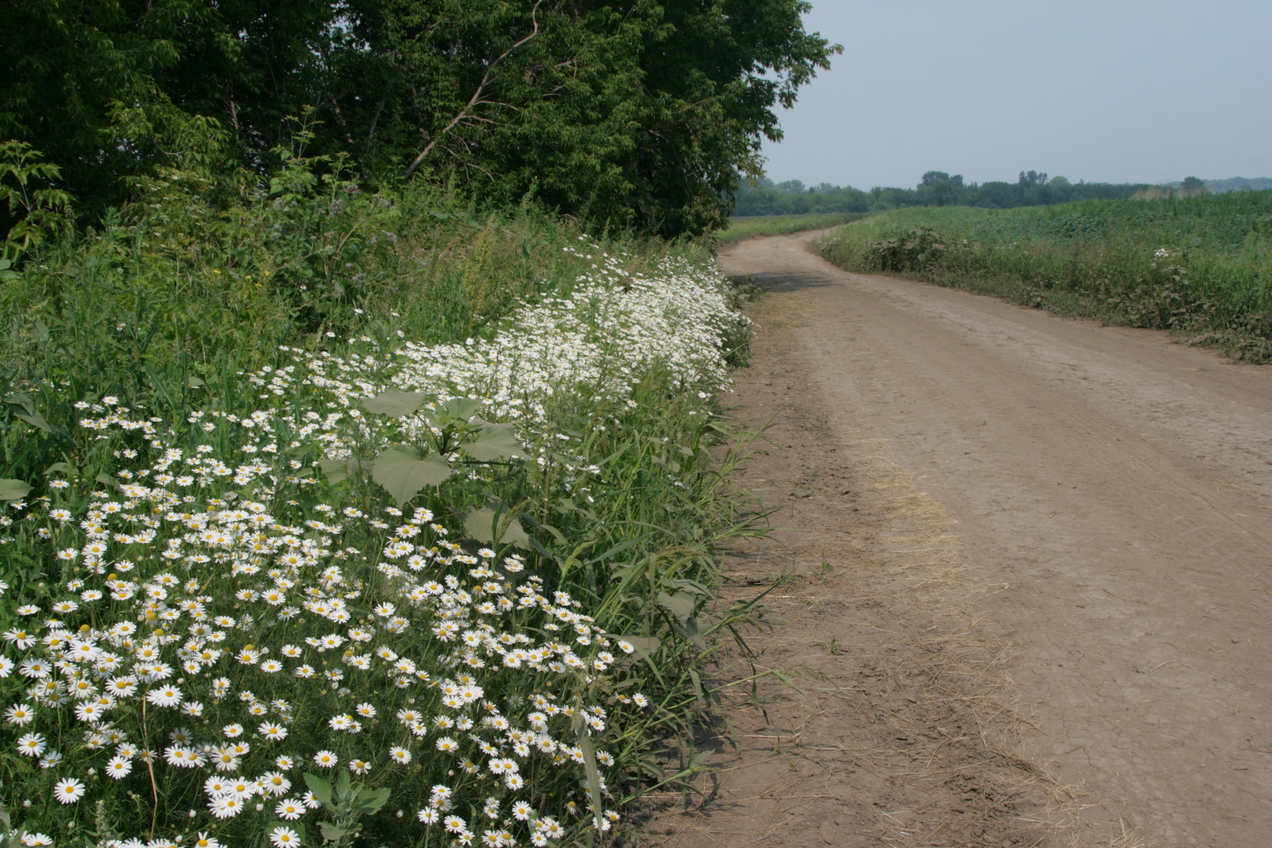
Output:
[
  {"xmin": 1, "ymin": 245, "xmax": 741, "ymax": 846},
  {"xmin": 253, "ymin": 245, "xmax": 742, "ymax": 438},
  {"xmin": 238, "ymin": 245, "xmax": 744, "ymax": 519},
  {"xmin": 1, "ymin": 409, "xmax": 647, "ymax": 847}
]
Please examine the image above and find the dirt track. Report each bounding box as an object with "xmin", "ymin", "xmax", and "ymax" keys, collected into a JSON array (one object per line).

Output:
[{"xmin": 648, "ymin": 232, "xmax": 1272, "ymax": 848}]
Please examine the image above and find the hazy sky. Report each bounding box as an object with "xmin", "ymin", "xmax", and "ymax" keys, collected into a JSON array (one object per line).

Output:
[{"xmin": 761, "ymin": 0, "xmax": 1271, "ymax": 190}]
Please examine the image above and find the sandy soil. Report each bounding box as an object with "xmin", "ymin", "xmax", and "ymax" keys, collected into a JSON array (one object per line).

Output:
[{"xmin": 637, "ymin": 232, "xmax": 1272, "ymax": 848}]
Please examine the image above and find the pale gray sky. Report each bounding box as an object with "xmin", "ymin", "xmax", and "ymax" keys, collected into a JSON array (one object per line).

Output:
[{"xmin": 762, "ymin": 0, "xmax": 1271, "ymax": 190}]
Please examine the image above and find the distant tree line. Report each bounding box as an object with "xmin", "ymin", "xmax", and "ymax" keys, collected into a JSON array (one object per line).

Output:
[
  {"xmin": 1172, "ymin": 177, "xmax": 1272, "ymax": 194},
  {"xmin": 732, "ymin": 170, "xmax": 1162, "ymax": 216}
]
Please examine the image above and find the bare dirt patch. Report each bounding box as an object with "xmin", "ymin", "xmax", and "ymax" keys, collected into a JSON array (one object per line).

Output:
[{"xmin": 634, "ymin": 232, "xmax": 1272, "ymax": 848}]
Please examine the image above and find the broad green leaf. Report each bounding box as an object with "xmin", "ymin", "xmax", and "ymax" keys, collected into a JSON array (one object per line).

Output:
[
  {"xmin": 440, "ymin": 397, "xmax": 483, "ymax": 422},
  {"xmin": 12, "ymin": 408, "xmax": 52, "ymax": 433},
  {"xmin": 44, "ymin": 462, "xmax": 73, "ymax": 476},
  {"xmin": 355, "ymin": 786, "xmax": 391, "ymax": 815},
  {"xmin": 463, "ymin": 506, "xmax": 530, "ymax": 549},
  {"xmin": 461, "ymin": 422, "xmax": 526, "ymax": 461},
  {"xmin": 464, "ymin": 507, "xmax": 498, "ymax": 543},
  {"xmin": 3, "ymin": 394, "xmax": 33, "ymax": 414},
  {"xmin": 658, "ymin": 592, "xmax": 706, "ymax": 650},
  {"xmin": 317, "ymin": 458, "xmax": 351, "ymax": 484},
  {"xmin": 320, "ymin": 823, "xmax": 353, "ymax": 842},
  {"xmin": 3, "ymin": 394, "xmax": 51, "ymax": 434},
  {"xmin": 657, "ymin": 591, "xmax": 696, "ymax": 622},
  {"xmin": 0, "ymin": 479, "xmax": 31, "ymax": 502},
  {"xmin": 317, "ymin": 457, "xmax": 369, "ymax": 485},
  {"xmin": 359, "ymin": 390, "xmax": 427, "ymax": 418},
  {"xmin": 670, "ymin": 578, "xmax": 713, "ymax": 597},
  {"xmin": 619, "ymin": 635, "xmax": 661, "ymax": 659},
  {"xmin": 302, "ymin": 773, "xmax": 332, "ymax": 807},
  {"xmin": 371, "ymin": 445, "xmax": 451, "ymax": 505},
  {"xmin": 684, "ymin": 616, "xmax": 706, "ymax": 651}
]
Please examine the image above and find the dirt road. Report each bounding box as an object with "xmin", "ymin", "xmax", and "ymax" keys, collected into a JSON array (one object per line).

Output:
[{"xmin": 666, "ymin": 232, "xmax": 1272, "ymax": 847}]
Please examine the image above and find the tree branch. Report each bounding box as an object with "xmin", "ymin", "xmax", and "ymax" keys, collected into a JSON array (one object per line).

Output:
[{"xmin": 405, "ymin": 1, "xmax": 543, "ymax": 177}]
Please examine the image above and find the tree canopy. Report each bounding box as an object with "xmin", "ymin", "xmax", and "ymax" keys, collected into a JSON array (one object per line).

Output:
[{"xmin": 0, "ymin": 0, "xmax": 839, "ymax": 236}]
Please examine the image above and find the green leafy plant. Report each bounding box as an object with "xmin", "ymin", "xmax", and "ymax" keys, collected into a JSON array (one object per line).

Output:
[
  {"xmin": 304, "ymin": 771, "xmax": 388, "ymax": 847},
  {"xmin": 868, "ymin": 227, "xmax": 948, "ymax": 273},
  {"xmin": 815, "ymin": 636, "xmax": 844, "ymax": 655},
  {"xmin": 0, "ymin": 141, "xmax": 75, "ymax": 264}
]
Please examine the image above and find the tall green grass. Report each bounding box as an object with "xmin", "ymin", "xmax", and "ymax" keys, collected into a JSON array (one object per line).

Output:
[{"xmin": 814, "ymin": 192, "xmax": 1272, "ymax": 361}]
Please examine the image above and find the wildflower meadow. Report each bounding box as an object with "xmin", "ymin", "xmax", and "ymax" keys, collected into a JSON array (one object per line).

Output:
[{"xmin": 0, "ymin": 149, "xmax": 757, "ymax": 848}]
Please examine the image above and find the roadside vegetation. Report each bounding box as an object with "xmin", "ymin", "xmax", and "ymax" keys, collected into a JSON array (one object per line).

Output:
[
  {"xmin": 0, "ymin": 135, "xmax": 767, "ymax": 848},
  {"xmin": 716, "ymin": 212, "xmax": 872, "ymax": 245},
  {"xmin": 814, "ymin": 191, "xmax": 1272, "ymax": 361},
  {"xmin": 0, "ymin": 3, "xmax": 843, "ymax": 844}
]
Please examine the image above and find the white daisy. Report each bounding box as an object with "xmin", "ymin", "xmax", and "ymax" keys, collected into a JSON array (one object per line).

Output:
[
  {"xmin": 16, "ymin": 732, "xmax": 46, "ymax": 757},
  {"xmin": 53, "ymin": 777, "xmax": 86, "ymax": 804},
  {"xmin": 4, "ymin": 703, "xmax": 35, "ymax": 725},
  {"xmin": 209, "ymin": 794, "xmax": 244, "ymax": 818},
  {"xmin": 105, "ymin": 756, "xmax": 133, "ymax": 779},
  {"xmin": 269, "ymin": 826, "xmax": 301, "ymax": 847},
  {"xmin": 145, "ymin": 685, "xmax": 182, "ymax": 707},
  {"xmin": 275, "ymin": 798, "xmax": 305, "ymax": 820}
]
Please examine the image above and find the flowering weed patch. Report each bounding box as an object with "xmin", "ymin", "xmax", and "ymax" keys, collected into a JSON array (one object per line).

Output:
[{"xmin": 0, "ymin": 238, "xmax": 750, "ymax": 847}]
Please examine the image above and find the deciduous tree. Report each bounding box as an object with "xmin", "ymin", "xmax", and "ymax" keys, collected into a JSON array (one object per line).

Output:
[{"xmin": 0, "ymin": 0, "xmax": 840, "ymax": 236}]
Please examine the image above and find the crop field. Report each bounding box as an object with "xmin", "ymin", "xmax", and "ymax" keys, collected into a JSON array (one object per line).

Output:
[
  {"xmin": 814, "ymin": 192, "xmax": 1272, "ymax": 361},
  {"xmin": 0, "ymin": 152, "xmax": 757, "ymax": 848}
]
